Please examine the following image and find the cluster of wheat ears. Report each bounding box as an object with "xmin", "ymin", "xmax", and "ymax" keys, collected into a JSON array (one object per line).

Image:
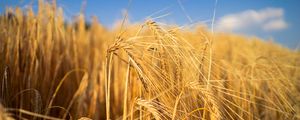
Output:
[{"xmin": 0, "ymin": 1, "xmax": 300, "ymax": 120}]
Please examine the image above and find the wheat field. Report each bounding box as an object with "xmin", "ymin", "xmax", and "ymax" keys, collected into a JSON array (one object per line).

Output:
[{"xmin": 0, "ymin": 1, "xmax": 300, "ymax": 120}]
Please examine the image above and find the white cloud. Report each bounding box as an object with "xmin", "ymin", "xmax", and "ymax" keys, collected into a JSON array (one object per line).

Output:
[
  {"xmin": 216, "ymin": 7, "xmax": 288, "ymax": 32},
  {"xmin": 263, "ymin": 19, "xmax": 288, "ymax": 31}
]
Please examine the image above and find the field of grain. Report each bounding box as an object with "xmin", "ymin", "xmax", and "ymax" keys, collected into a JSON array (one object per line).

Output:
[{"xmin": 0, "ymin": 1, "xmax": 300, "ymax": 120}]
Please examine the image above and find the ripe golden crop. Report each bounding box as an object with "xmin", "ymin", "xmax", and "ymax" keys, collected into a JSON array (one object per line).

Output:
[{"xmin": 0, "ymin": 1, "xmax": 299, "ymax": 120}]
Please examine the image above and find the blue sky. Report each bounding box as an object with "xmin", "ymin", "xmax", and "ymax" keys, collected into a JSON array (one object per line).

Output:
[{"xmin": 1, "ymin": 0, "xmax": 300, "ymax": 49}]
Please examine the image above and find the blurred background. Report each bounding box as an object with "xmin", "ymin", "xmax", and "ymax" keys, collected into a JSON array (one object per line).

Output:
[{"xmin": 1, "ymin": 0, "xmax": 299, "ymax": 49}]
